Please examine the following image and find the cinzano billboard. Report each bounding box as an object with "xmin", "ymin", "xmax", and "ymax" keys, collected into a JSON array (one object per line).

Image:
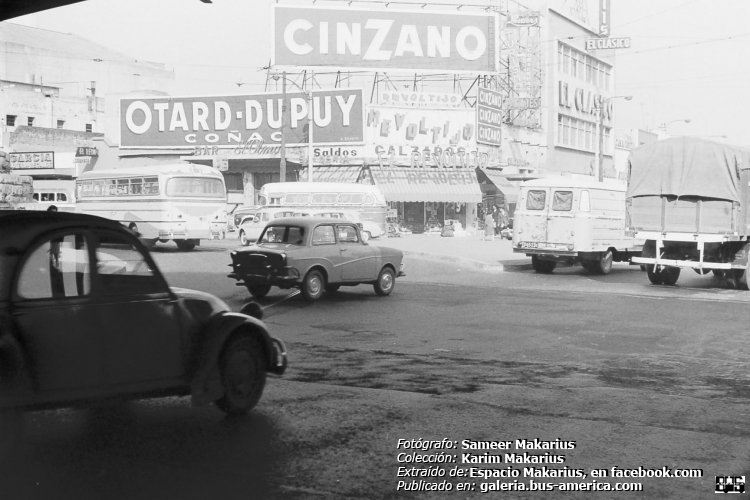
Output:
[
  {"xmin": 119, "ymin": 89, "xmax": 364, "ymax": 149},
  {"xmin": 273, "ymin": 6, "xmax": 498, "ymax": 73}
]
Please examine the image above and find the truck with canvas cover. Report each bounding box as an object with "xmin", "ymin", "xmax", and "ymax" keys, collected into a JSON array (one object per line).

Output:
[
  {"xmin": 627, "ymin": 137, "xmax": 750, "ymax": 288},
  {"xmin": 512, "ymin": 175, "xmax": 642, "ymax": 274}
]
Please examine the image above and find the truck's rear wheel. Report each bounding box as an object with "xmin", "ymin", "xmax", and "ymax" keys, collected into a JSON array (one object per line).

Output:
[
  {"xmin": 661, "ymin": 266, "xmax": 680, "ymax": 286},
  {"xmin": 646, "ymin": 265, "xmax": 663, "ymax": 284},
  {"xmin": 531, "ymin": 256, "xmax": 556, "ymax": 274}
]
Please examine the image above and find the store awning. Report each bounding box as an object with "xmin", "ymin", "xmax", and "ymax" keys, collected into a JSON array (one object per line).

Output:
[
  {"xmin": 369, "ymin": 166, "xmax": 482, "ymax": 203},
  {"xmin": 299, "ymin": 165, "xmax": 364, "ymax": 183},
  {"xmin": 478, "ymin": 168, "xmax": 519, "ymax": 204}
]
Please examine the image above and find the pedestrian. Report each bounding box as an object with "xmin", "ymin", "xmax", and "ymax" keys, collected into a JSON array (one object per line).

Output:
[{"xmin": 484, "ymin": 211, "xmax": 494, "ymax": 241}]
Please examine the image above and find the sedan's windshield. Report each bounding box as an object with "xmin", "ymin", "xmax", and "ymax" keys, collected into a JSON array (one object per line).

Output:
[{"xmin": 258, "ymin": 225, "xmax": 305, "ymax": 245}]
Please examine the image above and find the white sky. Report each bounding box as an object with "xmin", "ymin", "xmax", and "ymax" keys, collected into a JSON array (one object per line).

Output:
[{"xmin": 7, "ymin": 0, "xmax": 750, "ymax": 144}]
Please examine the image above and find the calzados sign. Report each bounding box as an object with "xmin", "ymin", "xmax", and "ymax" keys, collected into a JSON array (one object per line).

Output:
[
  {"xmin": 119, "ymin": 89, "xmax": 364, "ymax": 149},
  {"xmin": 273, "ymin": 6, "xmax": 498, "ymax": 72}
]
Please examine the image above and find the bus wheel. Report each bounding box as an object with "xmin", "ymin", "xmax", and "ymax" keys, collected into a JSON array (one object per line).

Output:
[
  {"xmin": 531, "ymin": 256, "xmax": 556, "ymax": 274},
  {"xmin": 176, "ymin": 239, "xmax": 196, "ymax": 251},
  {"xmin": 597, "ymin": 250, "xmax": 613, "ymax": 275}
]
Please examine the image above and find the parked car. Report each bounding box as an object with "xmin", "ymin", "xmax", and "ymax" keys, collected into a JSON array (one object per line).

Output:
[
  {"xmin": 0, "ymin": 210, "xmax": 287, "ymax": 446},
  {"xmin": 228, "ymin": 217, "xmax": 405, "ymax": 301},
  {"xmin": 230, "ymin": 204, "xmax": 261, "ymax": 232}
]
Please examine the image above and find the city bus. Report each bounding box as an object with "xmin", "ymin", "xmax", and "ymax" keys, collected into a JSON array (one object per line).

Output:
[
  {"xmin": 257, "ymin": 182, "xmax": 387, "ymax": 239},
  {"xmin": 75, "ymin": 162, "xmax": 227, "ymax": 250},
  {"xmin": 21, "ymin": 179, "xmax": 77, "ymax": 212}
]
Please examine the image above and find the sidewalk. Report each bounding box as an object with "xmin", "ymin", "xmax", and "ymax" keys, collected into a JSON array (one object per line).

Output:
[{"xmin": 369, "ymin": 231, "xmax": 529, "ymax": 273}]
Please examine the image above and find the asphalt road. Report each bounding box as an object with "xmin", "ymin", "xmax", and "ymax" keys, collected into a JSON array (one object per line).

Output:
[{"xmin": 4, "ymin": 239, "xmax": 749, "ymax": 500}]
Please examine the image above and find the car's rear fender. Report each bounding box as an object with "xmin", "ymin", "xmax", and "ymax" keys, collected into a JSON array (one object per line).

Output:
[{"xmin": 189, "ymin": 312, "xmax": 284, "ymax": 407}]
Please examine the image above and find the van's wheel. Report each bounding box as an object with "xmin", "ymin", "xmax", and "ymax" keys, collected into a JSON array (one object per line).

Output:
[
  {"xmin": 175, "ymin": 239, "xmax": 196, "ymax": 251},
  {"xmin": 531, "ymin": 255, "xmax": 556, "ymax": 274},
  {"xmin": 239, "ymin": 230, "xmax": 250, "ymax": 246},
  {"xmin": 246, "ymin": 284, "xmax": 271, "ymax": 299},
  {"xmin": 215, "ymin": 336, "xmax": 267, "ymax": 416},
  {"xmin": 597, "ymin": 250, "xmax": 613, "ymax": 275},
  {"xmin": 374, "ymin": 267, "xmax": 395, "ymax": 296},
  {"xmin": 301, "ymin": 270, "xmax": 325, "ymax": 301}
]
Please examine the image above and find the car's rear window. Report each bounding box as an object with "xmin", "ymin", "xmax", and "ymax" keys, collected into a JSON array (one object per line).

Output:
[{"xmin": 259, "ymin": 225, "xmax": 305, "ymax": 245}]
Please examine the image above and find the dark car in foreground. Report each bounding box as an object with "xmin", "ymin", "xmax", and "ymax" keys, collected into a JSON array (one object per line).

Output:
[
  {"xmin": 0, "ymin": 211, "xmax": 287, "ymax": 446},
  {"xmin": 228, "ymin": 217, "xmax": 405, "ymax": 301}
]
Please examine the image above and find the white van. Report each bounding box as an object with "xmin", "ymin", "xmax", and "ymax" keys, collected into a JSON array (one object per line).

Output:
[{"xmin": 512, "ymin": 175, "xmax": 642, "ymax": 274}]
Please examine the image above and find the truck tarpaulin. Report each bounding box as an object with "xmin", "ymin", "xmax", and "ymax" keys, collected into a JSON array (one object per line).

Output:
[{"xmin": 627, "ymin": 137, "xmax": 750, "ymax": 202}]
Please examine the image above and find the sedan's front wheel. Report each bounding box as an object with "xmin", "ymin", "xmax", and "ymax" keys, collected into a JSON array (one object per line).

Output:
[
  {"xmin": 374, "ymin": 267, "xmax": 395, "ymax": 296},
  {"xmin": 246, "ymin": 284, "xmax": 271, "ymax": 299},
  {"xmin": 215, "ymin": 336, "xmax": 267, "ymax": 416},
  {"xmin": 302, "ymin": 270, "xmax": 325, "ymax": 301}
]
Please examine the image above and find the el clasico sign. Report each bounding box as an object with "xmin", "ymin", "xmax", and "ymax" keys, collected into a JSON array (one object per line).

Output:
[{"xmin": 273, "ymin": 6, "xmax": 498, "ymax": 73}]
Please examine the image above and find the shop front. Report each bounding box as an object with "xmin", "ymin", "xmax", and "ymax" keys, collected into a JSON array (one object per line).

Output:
[{"xmin": 366, "ymin": 165, "xmax": 482, "ymax": 234}]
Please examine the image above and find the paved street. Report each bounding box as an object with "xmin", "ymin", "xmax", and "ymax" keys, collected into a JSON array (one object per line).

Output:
[{"xmin": 3, "ymin": 235, "xmax": 749, "ymax": 499}]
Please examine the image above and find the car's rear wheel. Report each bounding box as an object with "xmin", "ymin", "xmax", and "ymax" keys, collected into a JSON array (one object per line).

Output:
[
  {"xmin": 302, "ymin": 270, "xmax": 325, "ymax": 301},
  {"xmin": 246, "ymin": 284, "xmax": 271, "ymax": 299},
  {"xmin": 239, "ymin": 230, "xmax": 250, "ymax": 246},
  {"xmin": 215, "ymin": 336, "xmax": 266, "ymax": 416},
  {"xmin": 374, "ymin": 267, "xmax": 395, "ymax": 296},
  {"xmin": 661, "ymin": 266, "xmax": 681, "ymax": 286}
]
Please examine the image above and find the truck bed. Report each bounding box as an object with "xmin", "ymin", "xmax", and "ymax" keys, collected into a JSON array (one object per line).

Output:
[{"xmin": 629, "ymin": 195, "xmax": 742, "ymax": 235}]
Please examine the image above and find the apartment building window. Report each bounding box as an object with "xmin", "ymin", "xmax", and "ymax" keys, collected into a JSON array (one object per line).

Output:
[
  {"xmin": 6, "ymin": 115, "xmax": 16, "ymax": 126},
  {"xmin": 85, "ymin": 123, "xmax": 93, "ymax": 133},
  {"xmin": 558, "ymin": 42, "xmax": 612, "ymax": 91},
  {"xmin": 57, "ymin": 120, "xmax": 65, "ymax": 129},
  {"xmin": 27, "ymin": 117, "xmax": 35, "ymax": 126}
]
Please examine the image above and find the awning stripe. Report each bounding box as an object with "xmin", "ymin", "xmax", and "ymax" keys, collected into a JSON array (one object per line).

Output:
[
  {"xmin": 478, "ymin": 168, "xmax": 519, "ymax": 204},
  {"xmin": 370, "ymin": 166, "xmax": 482, "ymax": 203}
]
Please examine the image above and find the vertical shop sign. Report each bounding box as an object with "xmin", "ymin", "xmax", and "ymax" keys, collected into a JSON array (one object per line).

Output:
[
  {"xmin": 476, "ymin": 87, "xmax": 503, "ymax": 147},
  {"xmin": 599, "ymin": 0, "xmax": 611, "ymax": 37}
]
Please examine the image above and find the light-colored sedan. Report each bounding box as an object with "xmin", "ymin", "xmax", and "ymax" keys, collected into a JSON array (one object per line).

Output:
[{"xmin": 228, "ymin": 217, "xmax": 405, "ymax": 301}]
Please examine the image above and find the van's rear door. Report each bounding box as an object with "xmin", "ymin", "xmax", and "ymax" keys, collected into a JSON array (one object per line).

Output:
[
  {"xmin": 515, "ymin": 187, "xmax": 550, "ymax": 249},
  {"xmin": 545, "ymin": 189, "xmax": 576, "ymax": 248}
]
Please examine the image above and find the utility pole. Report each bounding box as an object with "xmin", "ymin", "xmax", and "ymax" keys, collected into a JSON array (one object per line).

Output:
[{"xmin": 279, "ymin": 71, "xmax": 287, "ymax": 182}]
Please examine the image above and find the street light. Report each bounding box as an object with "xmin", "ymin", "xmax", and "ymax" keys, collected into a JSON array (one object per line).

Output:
[
  {"xmin": 595, "ymin": 95, "xmax": 632, "ymax": 182},
  {"xmin": 658, "ymin": 118, "xmax": 692, "ymax": 131},
  {"xmin": 273, "ymin": 72, "xmax": 315, "ymax": 183}
]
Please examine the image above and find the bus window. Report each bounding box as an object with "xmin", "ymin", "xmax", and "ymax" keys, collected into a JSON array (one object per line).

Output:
[
  {"xmin": 285, "ymin": 193, "xmax": 311, "ymax": 205},
  {"xmin": 130, "ymin": 178, "xmax": 143, "ymax": 195},
  {"xmin": 57, "ymin": 193, "xmax": 68, "ymax": 202},
  {"xmin": 166, "ymin": 177, "xmax": 225, "ymax": 198},
  {"xmin": 143, "ymin": 177, "xmax": 159, "ymax": 195},
  {"xmin": 338, "ymin": 193, "xmax": 364, "ymax": 204},
  {"xmin": 33, "ymin": 193, "xmax": 39, "ymax": 201},
  {"xmin": 312, "ymin": 193, "xmax": 338, "ymax": 204}
]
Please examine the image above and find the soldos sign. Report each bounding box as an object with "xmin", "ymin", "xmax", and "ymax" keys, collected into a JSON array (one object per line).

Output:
[{"xmin": 273, "ymin": 6, "xmax": 498, "ymax": 73}]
